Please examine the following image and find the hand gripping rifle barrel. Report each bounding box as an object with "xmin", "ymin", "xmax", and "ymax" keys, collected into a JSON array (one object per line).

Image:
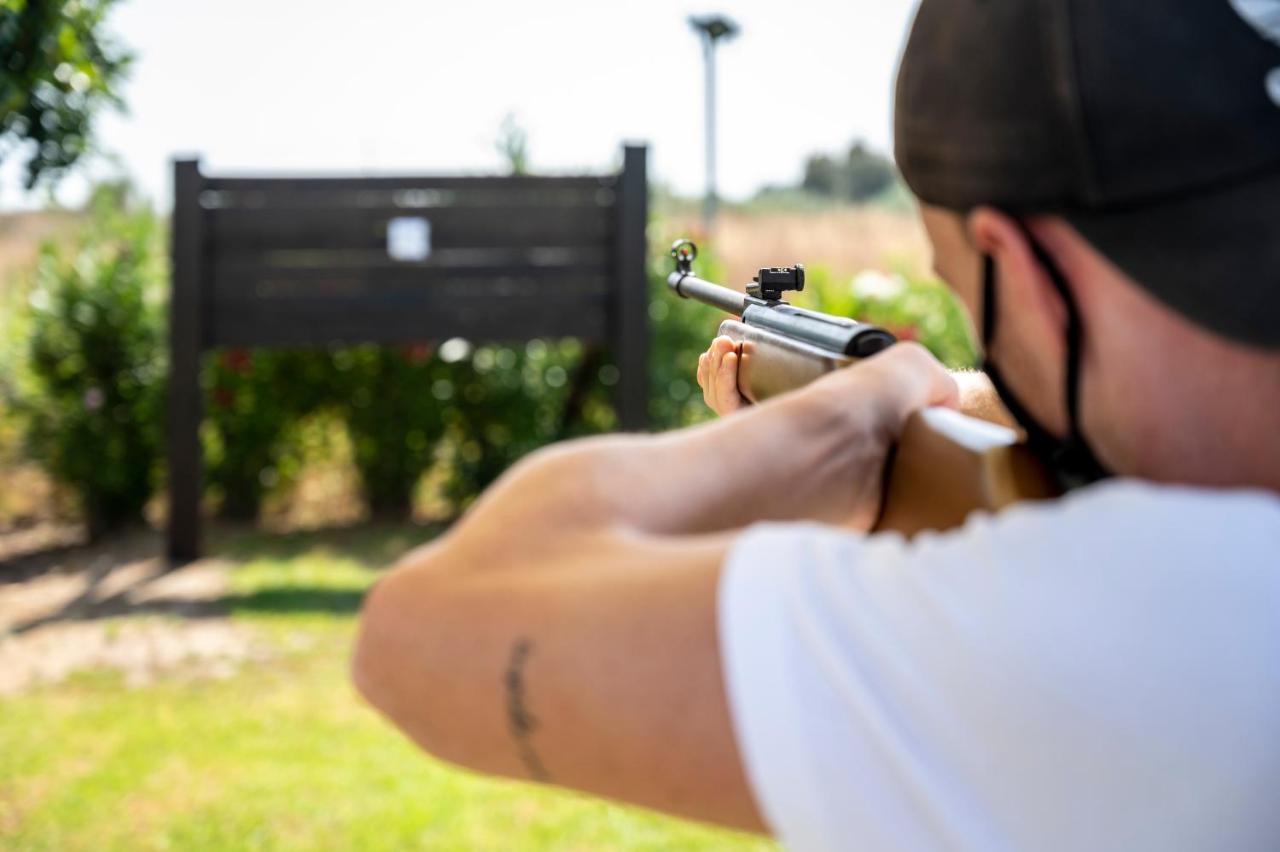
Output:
[{"xmin": 667, "ymin": 239, "xmax": 897, "ymax": 401}]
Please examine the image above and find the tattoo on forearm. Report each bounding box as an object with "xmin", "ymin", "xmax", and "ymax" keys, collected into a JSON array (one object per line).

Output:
[{"xmin": 504, "ymin": 638, "xmax": 550, "ymax": 782}]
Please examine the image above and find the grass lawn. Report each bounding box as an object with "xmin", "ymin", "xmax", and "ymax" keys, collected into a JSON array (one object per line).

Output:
[{"xmin": 0, "ymin": 525, "xmax": 774, "ymax": 851}]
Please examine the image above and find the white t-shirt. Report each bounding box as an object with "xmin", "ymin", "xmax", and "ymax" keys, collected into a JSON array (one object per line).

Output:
[{"xmin": 718, "ymin": 480, "xmax": 1280, "ymax": 852}]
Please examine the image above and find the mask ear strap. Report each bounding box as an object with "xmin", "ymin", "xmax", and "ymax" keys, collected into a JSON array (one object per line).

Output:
[
  {"xmin": 980, "ymin": 226, "xmax": 1112, "ymax": 489},
  {"xmin": 981, "ymin": 253, "xmax": 997, "ymax": 351},
  {"xmin": 1018, "ymin": 225, "xmax": 1085, "ymax": 435}
]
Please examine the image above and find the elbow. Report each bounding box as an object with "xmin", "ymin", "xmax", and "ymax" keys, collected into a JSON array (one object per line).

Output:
[
  {"xmin": 351, "ymin": 545, "xmax": 446, "ymax": 730},
  {"xmin": 351, "ymin": 568, "xmax": 406, "ymax": 719},
  {"xmin": 350, "ymin": 539, "xmax": 475, "ymax": 759}
]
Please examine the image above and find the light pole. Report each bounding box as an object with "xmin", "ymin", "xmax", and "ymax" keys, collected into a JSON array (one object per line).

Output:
[{"xmin": 689, "ymin": 14, "xmax": 739, "ymax": 230}]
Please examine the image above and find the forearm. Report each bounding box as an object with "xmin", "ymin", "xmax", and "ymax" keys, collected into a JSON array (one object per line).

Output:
[{"xmin": 453, "ymin": 369, "xmax": 884, "ymax": 548}]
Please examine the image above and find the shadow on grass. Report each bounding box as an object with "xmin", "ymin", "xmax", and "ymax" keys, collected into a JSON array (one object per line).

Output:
[
  {"xmin": 209, "ymin": 519, "xmax": 450, "ymax": 567},
  {"xmin": 224, "ymin": 587, "xmax": 368, "ymax": 617},
  {"xmin": 1, "ymin": 519, "xmax": 452, "ymax": 635}
]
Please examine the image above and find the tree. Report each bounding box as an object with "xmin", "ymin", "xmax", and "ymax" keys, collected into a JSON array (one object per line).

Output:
[
  {"xmin": 0, "ymin": 0, "xmax": 132, "ymax": 189},
  {"xmin": 800, "ymin": 140, "xmax": 898, "ymax": 203},
  {"xmin": 495, "ymin": 112, "xmax": 529, "ymax": 176},
  {"xmin": 844, "ymin": 141, "xmax": 895, "ymax": 201},
  {"xmin": 801, "ymin": 153, "xmax": 842, "ymax": 197}
]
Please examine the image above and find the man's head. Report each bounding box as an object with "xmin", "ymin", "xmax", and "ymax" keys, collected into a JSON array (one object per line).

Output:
[{"xmin": 894, "ymin": 0, "xmax": 1280, "ymax": 489}]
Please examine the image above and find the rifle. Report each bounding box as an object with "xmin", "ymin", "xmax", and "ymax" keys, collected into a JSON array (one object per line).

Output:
[{"xmin": 667, "ymin": 239, "xmax": 1059, "ymax": 535}]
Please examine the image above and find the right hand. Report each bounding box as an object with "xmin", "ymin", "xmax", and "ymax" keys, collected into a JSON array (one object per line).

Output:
[{"xmin": 696, "ymin": 336, "xmax": 749, "ymax": 417}]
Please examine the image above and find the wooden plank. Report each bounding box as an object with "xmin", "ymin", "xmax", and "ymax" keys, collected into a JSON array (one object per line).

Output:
[
  {"xmin": 167, "ymin": 159, "xmax": 206, "ymax": 563},
  {"xmin": 205, "ymin": 174, "xmax": 614, "ymax": 193},
  {"xmin": 208, "ymin": 247, "xmax": 610, "ymax": 288},
  {"xmin": 613, "ymin": 144, "xmax": 649, "ymax": 431},
  {"xmin": 209, "ymin": 275, "xmax": 609, "ymax": 310},
  {"xmin": 207, "ymin": 290, "xmax": 609, "ymax": 347},
  {"xmin": 201, "ymin": 177, "xmax": 616, "ymax": 212},
  {"xmin": 206, "ymin": 205, "xmax": 614, "ymax": 254}
]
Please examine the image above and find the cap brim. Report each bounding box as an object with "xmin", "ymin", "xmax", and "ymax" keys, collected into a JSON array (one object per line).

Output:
[{"xmin": 1066, "ymin": 168, "xmax": 1280, "ymax": 349}]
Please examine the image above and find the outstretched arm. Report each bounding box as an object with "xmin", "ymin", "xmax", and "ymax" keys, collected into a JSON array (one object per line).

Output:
[
  {"xmin": 697, "ymin": 335, "xmax": 1014, "ymax": 428},
  {"xmin": 352, "ymin": 344, "xmax": 957, "ymax": 832}
]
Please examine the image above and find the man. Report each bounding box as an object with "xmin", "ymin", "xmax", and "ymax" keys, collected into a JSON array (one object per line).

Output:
[{"xmin": 352, "ymin": 2, "xmax": 1280, "ymax": 849}]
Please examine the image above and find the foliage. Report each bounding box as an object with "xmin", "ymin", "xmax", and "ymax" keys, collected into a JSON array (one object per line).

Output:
[
  {"xmin": 646, "ymin": 245, "xmax": 723, "ymax": 430},
  {"xmin": 495, "ymin": 112, "xmax": 530, "ymax": 176},
  {"xmin": 333, "ymin": 345, "xmax": 448, "ymax": 518},
  {"xmin": 801, "ymin": 140, "xmax": 899, "ymax": 203},
  {"xmin": 202, "ymin": 349, "xmax": 335, "ymax": 521},
  {"xmin": 443, "ymin": 338, "xmax": 616, "ymax": 504},
  {"xmin": 797, "ymin": 265, "xmax": 978, "ymax": 369},
  {"xmin": 3, "ymin": 179, "xmax": 964, "ymax": 530},
  {"xmin": 0, "ymin": 0, "xmax": 132, "ymax": 188},
  {"xmin": 12, "ymin": 190, "xmax": 165, "ymax": 536}
]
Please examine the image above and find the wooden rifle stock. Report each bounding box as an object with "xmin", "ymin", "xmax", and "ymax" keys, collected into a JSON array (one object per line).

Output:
[{"xmin": 718, "ymin": 320, "xmax": 1061, "ymax": 535}]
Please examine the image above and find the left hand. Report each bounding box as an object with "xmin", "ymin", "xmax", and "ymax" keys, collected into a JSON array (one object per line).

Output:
[{"xmin": 696, "ymin": 336, "xmax": 749, "ymax": 417}]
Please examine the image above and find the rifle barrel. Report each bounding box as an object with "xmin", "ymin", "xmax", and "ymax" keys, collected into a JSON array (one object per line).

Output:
[
  {"xmin": 667, "ymin": 271, "xmax": 751, "ymax": 316},
  {"xmin": 668, "ymin": 270, "xmax": 895, "ymax": 358}
]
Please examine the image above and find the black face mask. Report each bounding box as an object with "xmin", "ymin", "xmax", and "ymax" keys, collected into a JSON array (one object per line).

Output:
[{"xmin": 980, "ymin": 235, "xmax": 1112, "ymax": 491}]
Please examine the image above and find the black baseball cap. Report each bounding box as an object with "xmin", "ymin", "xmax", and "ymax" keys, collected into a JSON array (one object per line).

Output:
[{"xmin": 894, "ymin": 0, "xmax": 1280, "ymax": 348}]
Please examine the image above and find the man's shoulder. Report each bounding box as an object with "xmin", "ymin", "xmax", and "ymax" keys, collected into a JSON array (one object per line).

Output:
[
  {"xmin": 722, "ymin": 483, "xmax": 1280, "ymax": 852},
  {"xmin": 729, "ymin": 479, "xmax": 1279, "ymax": 584},
  {"xmin": 966, "ymin": 478, "xmax": 1280, "ymax": 557},
  {"xmin": 1038, "ymin": 478, "xmax": 1279, "ymax": 522}
]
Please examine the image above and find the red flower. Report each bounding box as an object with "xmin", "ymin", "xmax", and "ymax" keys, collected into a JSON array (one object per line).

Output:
[
  {"xmin": 403, "ymin": 343, "xmax": 433, "ymax": 364},
  {"xmin": 221, "ymin": 349, "xmax": 252, "ymax": 374}
]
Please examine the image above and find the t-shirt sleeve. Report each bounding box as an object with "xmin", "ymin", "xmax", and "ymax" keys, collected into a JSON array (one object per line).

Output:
[{"xmin": 716, "ymin": 483, "xmax": 1280, "ymax": 852}]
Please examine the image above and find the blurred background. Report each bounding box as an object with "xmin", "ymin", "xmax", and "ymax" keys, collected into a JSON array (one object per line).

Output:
[{"xmin": 0, "ymin": 1, "xmax": 975, "ymax": 848}]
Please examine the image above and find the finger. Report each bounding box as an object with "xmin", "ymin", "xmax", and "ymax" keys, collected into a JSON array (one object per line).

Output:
[
  {"xmin": 697, "ymin": 351, "xmax": 709, "ymax": 389},
  {"xmin": 712, "ymin": 336, "xmax": 736, "ymax": 355},
  {"xmin": 715, "ymin": 351, "xmax": 743, "ymax": 413},
  {"xmin": 707, "ymin": 339, "xmax": 727, "ymax": 379},
  {"xmin": 701, "ymin": 351, "xmax": 720, "ymax": 408}
]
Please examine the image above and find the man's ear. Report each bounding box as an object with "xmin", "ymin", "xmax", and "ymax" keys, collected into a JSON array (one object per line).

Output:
[{"xmin": 966, "ymin": 207, "xmax": 1068, "ymax": 349}]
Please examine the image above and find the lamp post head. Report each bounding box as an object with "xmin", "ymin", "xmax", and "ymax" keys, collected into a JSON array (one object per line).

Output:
[{"xmin": 688, "ymin": 14, "xmax": 740, "ymax": 45}]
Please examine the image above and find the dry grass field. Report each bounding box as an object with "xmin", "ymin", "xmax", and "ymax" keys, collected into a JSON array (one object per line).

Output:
[
  {"xmin": 663, "ymin": 204, "xmax": 931, "ymax": 287},
  {"xmin": 0, "ymin": 211, "xmax": 82, "ymax": 296}
]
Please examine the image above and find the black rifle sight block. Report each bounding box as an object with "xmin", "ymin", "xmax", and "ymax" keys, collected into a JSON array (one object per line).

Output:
[{"xmin": 748, "ymin": 265, "xmax": 806, "ymax": 301}]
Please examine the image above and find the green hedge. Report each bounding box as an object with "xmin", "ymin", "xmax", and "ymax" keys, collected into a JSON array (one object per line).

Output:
[{"xmin": 7, "ymin": 198, "xmax": 166, "ymax": 536}]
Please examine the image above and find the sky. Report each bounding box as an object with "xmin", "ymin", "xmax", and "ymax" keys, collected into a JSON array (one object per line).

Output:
[{"xmin": 0, "ymin": 0, "xmax": 922, "ymax": 210}]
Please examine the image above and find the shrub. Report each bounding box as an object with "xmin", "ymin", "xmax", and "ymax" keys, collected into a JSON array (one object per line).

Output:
[
  {"xmin": 202, "ymin": 348, "xmax": 334, "ymax": 520},
  {"xmin": 797, "ymin": 266, "xmax": 978, "ymax": 369},
  {"xmin": 1, "ymin": 206, "xmax": 798, "ymax": 531},
  {"xmin": 646, "ymin": 248, "xmax": 723, "ymax": 430},
  {"xmin": 442, "ymin": 338, "xmax": 615, "ymax": 505},
  {"xmin": 14, "ymin": 198, "xmax": 166, "ymax": 536},
  {"xmin": 333, "ymin": 344, "xmax": 448, "ymax": 518}
]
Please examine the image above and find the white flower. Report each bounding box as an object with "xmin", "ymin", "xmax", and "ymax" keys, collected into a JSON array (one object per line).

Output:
[{"xmin": 851, "ymin": 270, "xmax": 906, "ymax": 301}]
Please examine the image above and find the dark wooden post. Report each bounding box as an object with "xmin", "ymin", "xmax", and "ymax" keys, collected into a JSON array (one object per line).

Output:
[
  {"xmin": 614, "ymin": 144, "xmax": 649, "ymax": 431},
  {"xmin": 167, "ymin": 159, "xmax": 205, "ymax": 563}
]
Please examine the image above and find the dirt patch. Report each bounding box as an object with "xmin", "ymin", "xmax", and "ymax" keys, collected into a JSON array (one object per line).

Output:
[{"xmin": 0, "ymin": 534, "xmax": 265, "ymax": 695}]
